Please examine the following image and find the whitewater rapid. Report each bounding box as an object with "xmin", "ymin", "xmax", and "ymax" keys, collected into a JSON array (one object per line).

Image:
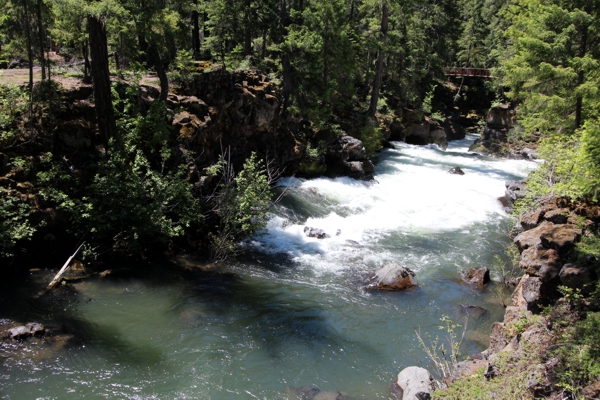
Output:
[{"xmin": 253, "ymin": 134, "xmax": 534, "ymax": 275}]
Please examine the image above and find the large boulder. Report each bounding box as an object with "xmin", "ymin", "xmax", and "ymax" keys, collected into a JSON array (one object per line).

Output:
[
  {"xmin": 367, "ymin": 264, "xmax": 418, "ymax": 291},
  {"xmin": 519, "ymin": 247, "xmax": 562, "ymax": 283},
  {"xmin": 520, "ymin": 209, "xmax": 544, "ymax": 231},
  {"xmin": 559, "ymin": 263, "xmax": 597, "ymax": 291},
  {"xmin": 539, "ymin": 224, "xmax": 582, "ymax": 255},
  {"xmin": 394, "ymin": 366, "xmax": 436, "ymax": 400},
  {"xmin": 469, "ymin": 105, "xmax": 522, "ymax": 158},
  {"xmin": 511, "ymin": 274, "xmax": 553, "ymax": 312},
  {"xmin": 326, "ymin": 135, "xmax": 374, "ymax": 180}
]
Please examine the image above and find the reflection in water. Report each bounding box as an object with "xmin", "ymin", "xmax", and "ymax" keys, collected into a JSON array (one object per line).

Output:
[{"xmin": 0, "ymin": 135, "xmax": 534, "ymax": 398}]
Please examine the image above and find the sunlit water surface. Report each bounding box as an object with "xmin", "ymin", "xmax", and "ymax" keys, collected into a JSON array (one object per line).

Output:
[{"xmin": 0, "ymin": 135, "xmax": 534, "ymax": 399}]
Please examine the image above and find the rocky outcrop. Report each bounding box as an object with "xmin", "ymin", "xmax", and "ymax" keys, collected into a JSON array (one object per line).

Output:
[
  {"xmin": 367, "ymin": 264, "xmax": 418, "ymax": 291},
  {"xmin": 325, "ymin": 135, "xmax": 375, "ymax": 180},
  {"xmin": 469, "ymin": 105, "xmax": 537, "ymax": 159},
  {"xmin": 389, "ymin": 108, "xmax": 466, "ymax": 148}
]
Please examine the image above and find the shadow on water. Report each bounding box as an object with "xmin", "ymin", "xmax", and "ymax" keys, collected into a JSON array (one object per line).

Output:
[{"xmin": 182, "ymin": 264, "xmax": 381, "ymax": 360}]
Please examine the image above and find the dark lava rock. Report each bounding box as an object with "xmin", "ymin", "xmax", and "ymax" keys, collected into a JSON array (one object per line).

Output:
[
  {"xmin": 463, "ymin": 267, "xmax": 490, "ymax": 288},
  {"xmin": 513, "ymin": 221, "xmax": 582, "ymax": 255},
  {"xmin": 519, "ymin": 247, "xmax": 562, "ymax": 283},
  {"xmin": 304, "ymin": 226, "xmax": 330, "ymax": 239},
  {"xmin": 448, "ymin": 166, "xmax": 465, "ymax": 175},
  {"xmin": 559, "ymin": 263, "xmax": 597, "ymax": 291}
]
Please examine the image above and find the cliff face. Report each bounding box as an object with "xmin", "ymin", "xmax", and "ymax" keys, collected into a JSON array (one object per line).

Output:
[{"xmin": 171, "ymin": 68, "xmax": 303, "ymax": 174}]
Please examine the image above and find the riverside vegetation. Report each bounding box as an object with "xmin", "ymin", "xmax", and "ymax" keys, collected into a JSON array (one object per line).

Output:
[{"xmin": 1, "ymin": 0, "xmax": 600, "ymax": 398}]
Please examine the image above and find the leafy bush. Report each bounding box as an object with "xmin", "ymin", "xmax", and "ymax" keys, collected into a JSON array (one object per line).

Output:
[
  {"xmin": 169, "ymin": 49, "xmax": 197, "ymax": 88},
  {"xmin": 208, "ymin": 152, "xmax": 274, "ymax": 261},
  {"xmin": 578, "ymin": 118, "xmax": 600, "ymax": 200},
  {"xmin": 0, "ymin": 191, "xmax": 36, "ymax": 258},
  {"xmin": 0, "ymin": 83, "xmax": 27, "ymax": 147},
  {"xmin": 355, "ymin": 125, "xmax": 384, "ymax": 158}
]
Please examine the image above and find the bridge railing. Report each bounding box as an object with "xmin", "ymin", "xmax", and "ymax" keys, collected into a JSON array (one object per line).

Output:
[{"xmin": 444, "ymin": 67, "xmax": 492, "ymax": 78}]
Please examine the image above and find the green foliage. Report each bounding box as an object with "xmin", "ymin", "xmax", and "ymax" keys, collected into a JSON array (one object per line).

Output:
[
  {"xmin": 355, "ymin": 124, "xmax": 384, "ymax": 159},
  {"xmin": 169, "ymin": 49, "xmax": 197, "ymax": 88},
  {"xmin": 209, "ymin": 152, "xmax": 273, "ymax": 261},
  {"xmin": 416, "ymin": 315, "xmax": 468, "ymax": 379},
  {"xmin": 550, "ymin": 305, "xmax": 600, "ymax": 394},
  {"xmin": 84, "ymin": 144, "xmax": 199, "ymax": 251},
  {"xmin": 0, "ymin": 83, "xmax": 27, "ymax": 147},
  {"xmin": 434, "ymin": 346, "xmax": 536, "ymax": 399},
  {"xmin": 422, "ymin": 85, "xmax": 436, "ymax": 114},
  {"xmin": 514, "ymin": 136, "xmax": 586, "ymax": 202},
  {"xmin": 491, "ymin": 246, "xmax": 520, "ymax": 286},
  {"xmin": 0, "ymin": 190, "xmax": 36, "ymax": 258},
  {"xmin": 578, "ymin": 118, "xmax": 600, "ymax": 200}
]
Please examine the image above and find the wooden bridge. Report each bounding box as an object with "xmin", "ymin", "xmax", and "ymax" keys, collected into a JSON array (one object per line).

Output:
[{"xmin": 445, "ymin": 67, "xmax": 493, "ymax": 78}]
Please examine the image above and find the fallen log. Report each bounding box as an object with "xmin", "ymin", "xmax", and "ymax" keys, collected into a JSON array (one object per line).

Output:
[{"xmin": 40, "ymin": 242, "xmax": 85, "ymax": 295}]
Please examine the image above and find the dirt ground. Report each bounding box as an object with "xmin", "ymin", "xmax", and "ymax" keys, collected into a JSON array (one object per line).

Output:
[{"xmin": 0, "ymin": 52, "xmax": 159, "ymax": 90}]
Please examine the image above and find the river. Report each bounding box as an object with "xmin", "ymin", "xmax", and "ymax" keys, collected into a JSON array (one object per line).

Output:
[{"xmin": 0, "ymin": 134, "xmax": 533, "ymax": 399}]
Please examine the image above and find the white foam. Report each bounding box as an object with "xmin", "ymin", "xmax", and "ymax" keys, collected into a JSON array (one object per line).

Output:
[{"xmin": 256, "ymin": 137, "xmax": 534, "ymax": 273}]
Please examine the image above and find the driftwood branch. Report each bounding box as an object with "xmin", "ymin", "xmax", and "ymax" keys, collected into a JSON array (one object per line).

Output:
[{"xmin": 42, "ymin": 242, "xmax": 85, "ymax": 293}]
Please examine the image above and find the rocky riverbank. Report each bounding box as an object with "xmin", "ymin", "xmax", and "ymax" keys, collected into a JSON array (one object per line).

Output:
[{"xmin": 390, "ymin": 189, "xmax": 600, "ymax": 399}]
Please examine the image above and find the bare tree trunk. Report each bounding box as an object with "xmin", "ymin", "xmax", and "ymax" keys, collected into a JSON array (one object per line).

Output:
[
  {"xmin": 244, "ymin": 0, "xmax": 252, "ymax": 57},
  {"xmin": 22, "ymin": 0, "xmax": 34, "ymax": 96},
  {"xmin": 261, "ymin": 29, "xmax": 267, "ymax": 60},
  {"xmin": 280, "ymin": 0, "xmax": 292, "ymax": 111},
  {"xmin": 192, "ymin": 0, "xmax": 201, "ymax": 59},
  {"xmin": 363, "ymin": 48, "xmax": 371, "ymax": 99},
  {"xmin": 575, "ymin": 25, "xmax": 587, "ymax": 130},
  {"xmin": 87, "ymin": 15, "xmax": 119, "ymax": 149},
  {"xmin": 367, "ymin": 2, "xmax": 389, "ymax": 118},
  {"xmin": 148, "ymin": 43, "xmax": 169, "ymax": 101},
  {"xmin": 83, "ymin": 40, "xmax": 91, "ymax": 82},
  {"xmin": 36, "ymin": 0, "xmax": 46, "ymax": 81}
]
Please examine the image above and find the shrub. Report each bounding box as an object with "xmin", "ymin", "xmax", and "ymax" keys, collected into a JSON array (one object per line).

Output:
[
  {"xmin": 0, "ymin": 191, "xmax": 36, "ymax": 258},
  {"xmin": 208, "ymin": 151, "xmax": 275, "ymax": 261},
  {"xmin": 355, "ymin": 125, "xmax": 384, "ymax": 159}
]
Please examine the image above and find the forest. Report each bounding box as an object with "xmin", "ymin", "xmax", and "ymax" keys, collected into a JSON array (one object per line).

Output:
[
  {"xmin": 0, "ymin": 0, "xmax": 599, "ymax": 267},
  {"xmin": 2, "ymin": 0, "xmax": 600, "ymax": 398}
]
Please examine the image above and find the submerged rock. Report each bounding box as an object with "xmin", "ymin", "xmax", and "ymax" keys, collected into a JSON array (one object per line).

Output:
[
  {"xmin": 285, "ymin": 386, "xmax": 352, "ymax": 400},
  {"xmin": 367, "ymin": 264, "xmax": 418, "ymax": 291}
]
